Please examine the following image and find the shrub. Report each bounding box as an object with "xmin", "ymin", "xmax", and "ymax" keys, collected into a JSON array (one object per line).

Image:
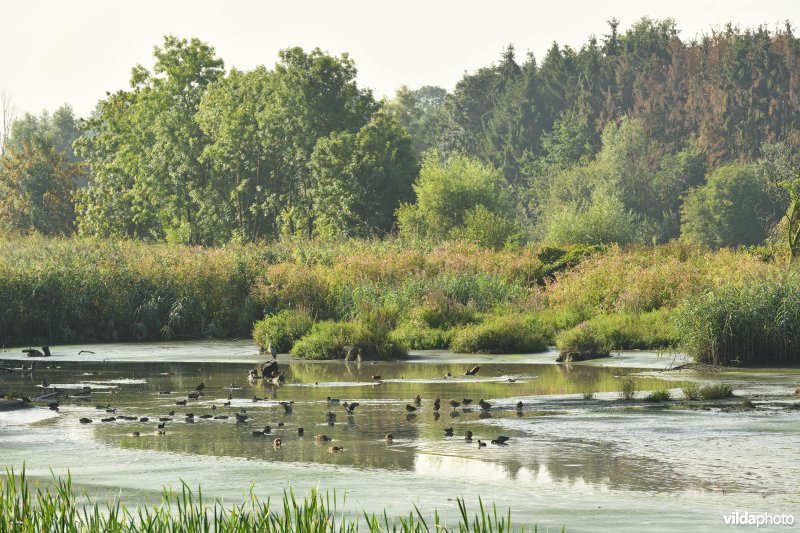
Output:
[
  {"xmin": 412, "ymin": 291, "xmax": 479, "ymax": 329},
  {"xmin": 699, "ymin": 383, "xmax": 734, "ymax": 400},
  {"xmin": 290, "ymin": 315, "xmax": 406, "ymax": 361},
  {"xmin": 645, "ymin": 388, "xmax": 672, "ymax": 402},
  {"xmin": 389, "ymin": 320, "xmax": 453, "ymax": 349},
  {"xmin": 555, "ymin": 322, "xmax": 612, "ymax": 359},
  {"xmin": 450, "ymin": 315, "xmax": 548, "ymax": 354},
  {"xmin": 682, "ymin": 382, "xmax": 701, "ymax": 400},
  {"xmin": 577, "ymin": 310, "xmax": 678, "ymax": 350},
  {"xmin": 252, "ymin": 309, "xmax": 314, "ymax": 353},
  {"xmin": 619, "ymin": 377, "xmax": 636, "ymax": 400}
]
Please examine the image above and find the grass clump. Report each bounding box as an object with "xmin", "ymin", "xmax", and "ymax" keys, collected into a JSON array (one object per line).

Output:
[
  {"xmin": 619, "ymin": 376, "xmax": 636, "ymax": 400},
  {"xmin": 699, "ymin": 383, "xmax": 734, "ymax": 400},
  {"xmin": 644, "ymin": 388, "xmax": 672, "ymax": 402},
  {"xmin": 677, "ymin": 276, "xmax": 800, "ymax": 366},
  {"xmin": 449, "ymin": 315, "xmax": 548, "ymax": 354},
  {"xmin": 291, "ymin": 309, "xmax": 406, "ymax": 360},
  {"xmin": 577, "ymin": 310, "xmax": 678, "ymax": 350},
  {"xmin": 252, "ymin": 309, "xmax": 314, "ymax": 353},
  {"xmin": 0, "ymin": 467, "xmax": 529, "ymax": 532},
  {"xmin": 555, "ymin": 322, "xmax": 612, "ymax": 361},
  {"xmin": 682, "ymin": 382, "xmax": 701, "ymax": 400},
  {"xmin": 389, "ymin": 320, "xmax": 454, "ymax": 349}
]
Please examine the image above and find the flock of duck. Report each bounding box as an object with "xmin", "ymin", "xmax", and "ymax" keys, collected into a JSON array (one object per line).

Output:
[{"xmin": 3, "ymin": 347, "xmax": 515, "ymax": 453}]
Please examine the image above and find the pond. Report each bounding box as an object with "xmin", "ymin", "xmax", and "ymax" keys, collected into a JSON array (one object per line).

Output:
[{"xmin": 1, "ymin": 342, "xmax": 799, "ymax": 532}]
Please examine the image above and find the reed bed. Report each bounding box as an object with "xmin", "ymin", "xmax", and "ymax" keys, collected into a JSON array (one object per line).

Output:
[{"xmin": 0, "ymin": 468, "xmax": 537, "ymax": 532}]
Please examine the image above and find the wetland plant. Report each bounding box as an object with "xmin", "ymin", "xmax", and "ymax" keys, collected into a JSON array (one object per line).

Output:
[
  {"xmin": 0, "ymin": 467, "xmax": 533, "ymax": 532},
  {"xmin": 644, "ymin": 388, "xmax": 671, "ymax": 402},
  {"xmin": 681, "ymin": 383, "xmax": 701, "ymax": 400},
  {"xmin": 699, "ymin": 383, "xmax": 734, "ymax": 400},
  {"xmin": 619, "ymin": 377, "xmax": 637, "ymax": 400}
]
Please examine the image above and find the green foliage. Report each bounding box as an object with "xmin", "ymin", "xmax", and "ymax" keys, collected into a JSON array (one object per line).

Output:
[
  {"xmin": 450, "ymin": 315, "xmax": 547, "ymax": 354},
  {"xmin": 555, "ymin": 322, "xmax": 612, "ymax": 359},
  {"xmin": 680, "ymin": 163, "xmax": 780, "ymax": 248},
  {"xmin": 397, "ymin": 153, "xmax": 513, "ymax": 241},
  {"xmin": 681, "ymin": 383, "xmax": 701, "ymax": 400},
  {"xmin": 543, "ymin": 190, "xmax": 644, "ymax": 245},
  {"xmin": 389, "ymin": 320, "xmax": 453, "ymax": 350},
  {"xmin": 290, "ymin": 320, "xmax": 355, "ymax": 360},
  {"xmin": 412, "ymin": 292, "xmax": 479, "ymax": 329},
  {"xmin": 252, "ymin": 309, "xmax": 314, "ymax": 353},
  {"xmin": 6, "ymin": 105, "xmax": 82, "ymax": 163},
  {"xmin": 699, "ymin": 383, "xmax": 734, "ymax": 400},
  {"xmin": 644, "ymin": 388, "xmax": 672, "ymax": 402},
  {"xmin": 0, "ymin": 139, "xmax": 83, "ymax": 235},
  {"xmin": 0, "ymin": 468, "xmax": 527, "ymax": 532},
  {"xmin": 619, "ymin": 377, "xmax": 637, "ymax": 400},
  {"xmin": 677, "ymin": 276, "xmax": 800, "ymax": 365},
  {"xmin": 574, "ymin": 310, "xmax": 678, "ymax": 350}
]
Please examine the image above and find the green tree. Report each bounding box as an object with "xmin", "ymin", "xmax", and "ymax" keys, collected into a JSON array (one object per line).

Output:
[
  {"xmin": 0, "ymin": 138, "xmax": 84, "ymax": 235},
  {"xmin": 384, "ymin": 85, "xmax": 449, "ymax": 159},
  {"xmin": 543, "ymin": 189, "xmax": 643, "ymax": 245},
  {"xmin": 396, "ymin": 153, "xmax": 513, "ymax": 241},
  {"xmin": 680, "ymin": 163, "xmax": 780, "ymax": 247}
]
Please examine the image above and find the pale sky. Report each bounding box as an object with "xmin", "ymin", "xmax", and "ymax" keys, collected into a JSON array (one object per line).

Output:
[{"xmin": 1, "ymin": 0, "xmax": 796, "ymax": 118}]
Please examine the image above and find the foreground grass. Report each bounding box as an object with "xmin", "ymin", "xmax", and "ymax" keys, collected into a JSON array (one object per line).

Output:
[{"xmin": 1, "ymin": 468, "xmax": 540, "ymax": 532}]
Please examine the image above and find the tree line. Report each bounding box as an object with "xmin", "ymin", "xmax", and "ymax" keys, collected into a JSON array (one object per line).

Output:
[{"xmin": 1, "ymin": 18, "xmax": 799, "ymax": 249}]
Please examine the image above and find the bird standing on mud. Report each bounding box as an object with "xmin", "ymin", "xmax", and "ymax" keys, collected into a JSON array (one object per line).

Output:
[{"xmin": 268, "ymin": 342, "xmax": 277, "ymax": 360}]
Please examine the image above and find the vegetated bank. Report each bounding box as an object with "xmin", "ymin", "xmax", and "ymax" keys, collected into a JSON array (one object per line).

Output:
[
  {"xmin": 0, "ymin": 468, "xmax": 529, "ymax": 532},
  {"xmin": 4, "ymin": 234, "xmax": 798, "ymax": 366}
]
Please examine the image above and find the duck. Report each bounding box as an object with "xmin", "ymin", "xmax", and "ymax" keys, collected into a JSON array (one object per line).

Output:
[
  {"xmin": 315, "ymin": 434, "xmax": 331, "ymax": 442},
  {"xmin": 273, "ymin": 438, "xmax": 282, "ymax": 448},
  {"xmin": 328, "ymin": 446, "xmax": 344, "ymax": 453},
  {"xmin": 413, "ymin": 395, "xmax": 422, "ymax": 405},
  {"xmin": 516, "ymin": 401, "xmax": 523, "ymax": 410},
  {"xmin": 326, "ymin": 411, "xmax": 337, "ymax": 422},
  {"xmin": 433, "ymin": 396, "xmax": 441, "ymax": 411},
  {"xmin": 187, "ymin": 391, "xmax": 201, "ymax": 399},
  {"xmin": 175, "ymin": 399, "xmax": 187, "ymax": 406},
  {"xmin": 235, "ymin": 412, "xmax": 248, "ymax": 424},
  {"xmin": 449, "ymin": 400, "xmax": 461, "ymax": 411},
  {"xmin": 157, "ymin": 422, "xmax": 166, "ymax": 428},
  {"xmin": 371, "ymin": 375, "xmax": 382, "ymax": 381},
  {"xmin": 252, "ymin": 426, "xmax": 271, "ymax": 437},
  {"xmin": 464, "ymin": 365, "xmax": 480, "ymax": 376},
  {"xmin": 213, "ymin": 415, "xmax": 228, "ymax": 420},
  {"xmin": 477, "ymin": 440, "xmax": 487, "ymax": 448},
  {"xmin": 131, "ymin": 431, "xmax": 141, "ymax": 437},
  {"xmin": 384, "ymin": 434, "xmax": 393, "ymax": 444},
  {"xmin": 464, "ymin": 430, "xmax": 473, "ymax": 441},
  {"xmin": 199, "ymin": 414, "xmax": 213, "ymax": 419},
  {"xmin": 443, "ymin": 427, "xmax": 454, "ymax": 437},
  {"xmin": 326, "ymin": 397, "xmax": 340, "ymax": 405},
  {"xmin": 279, "ymin": 401, "xmax": 294, "ymax": 414},
  {"xmin": 155, "ymin": 430, "xmax": 166, "ymax": 436},
  {"xmin": 79, "ymin": 417, "xmax": 92, "ymax": 424},
  {"xmin": 139, "ymin": 417, "xmax": 149, "ymax": 422},
  {"xmin": 195, "ymin": 382, "xmax": 205, "ymax": 391},
  {"xmin": 405, "ymin": 404, "xmax": 418, "ymax": 413},
  {"xmin": 297, "ymin": 427, "xmax": 305, "ymax": 436},
  {"xmin": 343, "ymin": 401, "xmax": 359, "ymax": 414},
  {"xmin": 494, "ymin": 435, "xmax": 510, "ymax": 444},
  {"xmin": 478, "ymin": 399, "xmax": 492, "ymax": 410},
  {"xmin": 101, "ymin": 417, "xmax": 116, "ymax": 422}
]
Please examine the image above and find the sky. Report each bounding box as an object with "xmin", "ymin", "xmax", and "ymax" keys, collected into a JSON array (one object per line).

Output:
[{"xmin": 1, "ymin": 0, "xmax": 797, "ymax": 118}]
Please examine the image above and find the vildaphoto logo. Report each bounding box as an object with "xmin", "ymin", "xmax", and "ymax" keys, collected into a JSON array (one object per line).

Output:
[{"xmin": 723, "ymin": 510, "xmax": 796, "ymax": 527}]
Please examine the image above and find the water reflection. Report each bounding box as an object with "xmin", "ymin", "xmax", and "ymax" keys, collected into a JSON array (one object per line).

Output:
[{"xmin": 1, "ymin": 353, "xmax": 796, "ymax": 501}]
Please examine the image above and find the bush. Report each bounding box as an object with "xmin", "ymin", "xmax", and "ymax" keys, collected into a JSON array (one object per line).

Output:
[
  {"xmin": 290, "ymin": 321, "xmax": 355, "ymax": 360},
  {"xmin": 699, "ymin": 383, "xmax": 734, "ymax": 400},
  {"xmin": 682, "ymin": 382, "xmax": 701, "ymax": 400},
  {"xmin": 412, "ymin": 292, "xmax": 479, "ymax": 329},
  {"xmin": 543, "ymin": 190, "xmax": 644, "ymax": 246},
  {"xmin": 555, "ymin": 322, "xmax": 612, "ymax": 360},
  {"xmin": 619, "ymin": 377, "xmax": 636, "ymax": 400},
  {"xmin": 389, "ymin": 320, "xmax": 453, "ymax": 349},
  {"xmin": 252, "ymin": 309, "xmax": 314, "ymax": 353},
  {"xmin": 449, "ymin": 315, "xmax": 548, "ymax": 354},
  {"xmin": 645, "ymin": 388, "xmax": 671, "ymax": 402},
  {"xmin": 577, "ymin": 310, "xmax": 678, "ymax": 350}
]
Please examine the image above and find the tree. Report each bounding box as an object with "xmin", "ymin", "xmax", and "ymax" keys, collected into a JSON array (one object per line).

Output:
[
  {"xmin": 0, "ymin": 138, "xmax": 84, "ymax": 235},
  {"xmin": 680, "ymin": 163, "xmax": 780, "ymax": 247},
  {"xmin": 383, "ymin": 85, "xmax": 449, "ymax": 159},
  {"xmin": 543, "ymin": 189, "xmax": 644, "ymax": 245},
  {"xmin": 309, "ymin": 112, "xmax": 417, "ymax": 237},
  {"xmin": 0, "ymin": 89, "xmax": 17, "ymax": 156},
  {"xmin": 396, "ymin": 153, "xmax": 513, "ymax": 241}
]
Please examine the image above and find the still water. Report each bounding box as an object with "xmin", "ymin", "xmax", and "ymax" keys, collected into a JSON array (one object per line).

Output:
[{"xmin": 1, "ymin": 342, "xmax": 798, "ymax": 532}]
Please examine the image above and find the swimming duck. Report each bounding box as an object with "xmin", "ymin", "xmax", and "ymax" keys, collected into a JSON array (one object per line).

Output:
[
  {"xmin": 328, "ymin": 446, "xmax": 344, "ymax": 453},
  {"xmin": 273, "ymin": 438, "xmax": 282, "ymax": 448},
  {"xmin": 494, "ymin": 435, "xmax": 510, "ymax": 444},
  {"xmin": 516, "ymin": 401, "xmax": 523, "ymax": 410},
  {"xmin": 79, "ymin": 417, "xmax": 92, "ymax": 424},
  {"xmin": 464, "ymin": 430, "xmax": 473, "ymax": 441},
  {"xmin": 176, "ymin": 399, "xmax": 187, "ymax": 406},
  {"xmin": 315, "ymin": 434, "xmax": 331, "ymax": 442},
  {"xmin": 280, "ymin": 401, "xmax": 293, "ymax": 414},
  {"xmin": 371, "ymin": 375, "xmax": 382, "ymax": 381},
  {"xmin": 195, "ymin": 382, "xmax": 205, "ymax": 391},
  {"xmin": 413, "ymin": 395, "xmax": 422, "ymax": 405},
  {"xmin": 297, "ymin": 427, "xmax": 305, "ymax": 436},
  {"xmin": 405, "ymin": 404, "xmax": 418, "ymax": 413},
  {"xmin": 477, "ymin": 440, "xmax": 487, "ymax": 448},
  {"xmin": 252, "ymin": 426, "xmax": 271, "ymax": 437},
  {"xmin": 131, "ymin": 431, "xmax": 140, "ymax": 437},
  {"xmin": 384, "ymin": 434, "xmax": 393, "ymax": 443},
  {"xmin": 478, "ymin": 399, "xmax": 492, "ymax": 410},
  {"xmin": 326, "ymin": 397, "xmax": 340, "ymax": 405},
  {"xmin": 444, "ymin": 427, "xmax": 454, "ymax": 437}
]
